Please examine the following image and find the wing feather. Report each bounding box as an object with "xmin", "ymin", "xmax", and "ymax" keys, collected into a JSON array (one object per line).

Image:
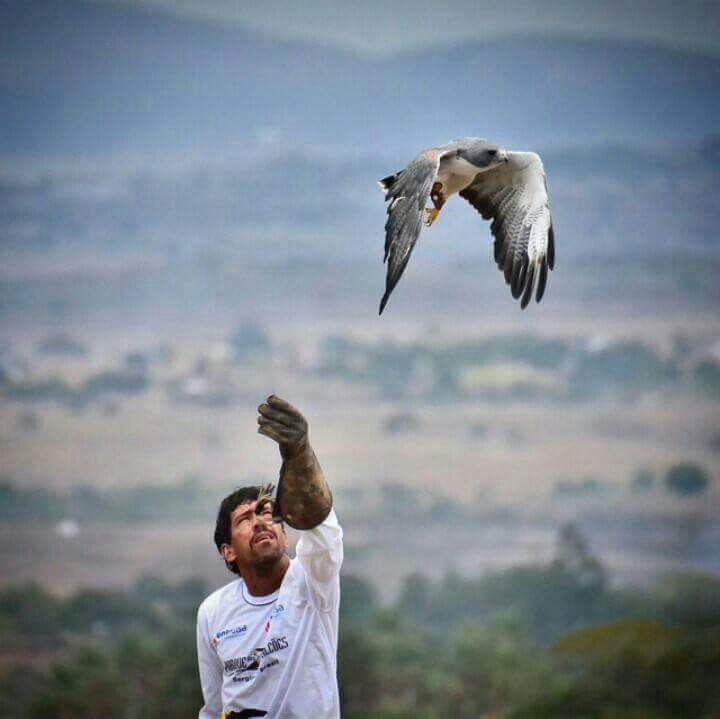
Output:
[
  {"xmin": 460, "ymin": 152, "xmax": 555, "ymax": 308},
  {"xmin": 378, "ymin": 146, "xmax": 454, "ymax": 314}
]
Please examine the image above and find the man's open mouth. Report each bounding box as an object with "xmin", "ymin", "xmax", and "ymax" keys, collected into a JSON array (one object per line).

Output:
[{"xmin": 253, "ymin": 532, "xmax": 274, "ymax": 546}]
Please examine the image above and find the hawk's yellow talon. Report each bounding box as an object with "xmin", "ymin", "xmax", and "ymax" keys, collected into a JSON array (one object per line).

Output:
[{"xmin": 424, "ymin": 207, "xmax": 440, "ymax": 226}]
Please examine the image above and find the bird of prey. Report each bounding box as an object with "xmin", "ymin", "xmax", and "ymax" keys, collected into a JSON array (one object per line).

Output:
[{"xmin": 377, "ymin": 138, "xmax": 555, "ymax": 314}]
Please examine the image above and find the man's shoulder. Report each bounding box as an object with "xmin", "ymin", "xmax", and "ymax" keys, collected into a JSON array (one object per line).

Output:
[{"xmin": 197, "ymin": 578, "xmax": 241, "ymax": 619}]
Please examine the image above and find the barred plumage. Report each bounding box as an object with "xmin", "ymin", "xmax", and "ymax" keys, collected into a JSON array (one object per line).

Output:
[{"xmin": 378, "ymin": 138, "xmax": 555, "ymax": 313}]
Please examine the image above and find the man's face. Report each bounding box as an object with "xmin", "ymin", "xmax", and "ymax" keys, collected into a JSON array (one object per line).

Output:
[{"xmin": 221, "ymin": 499, "xmax": 288, "ymax": 574}]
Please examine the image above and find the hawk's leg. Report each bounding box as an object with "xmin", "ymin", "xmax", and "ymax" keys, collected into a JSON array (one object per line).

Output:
[{"xmin": 425, "ymin": 182, "xmax": 445, "ymax": 226}]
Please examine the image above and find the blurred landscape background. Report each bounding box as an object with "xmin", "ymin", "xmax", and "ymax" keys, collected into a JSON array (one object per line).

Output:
[{"xmin": 1, "ymin": 1, "xmax": 719, "ymax": 716}]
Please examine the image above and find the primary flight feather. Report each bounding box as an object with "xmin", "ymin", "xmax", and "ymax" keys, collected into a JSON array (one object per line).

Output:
[{"xmin": 378, "ymin": 138, "xmax": 555, "ymax": 314}]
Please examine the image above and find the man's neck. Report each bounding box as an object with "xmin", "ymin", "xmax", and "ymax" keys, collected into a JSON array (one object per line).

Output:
[{"xmin": 242, "ymin": 555, "xmax": 291, "ymax": 597}]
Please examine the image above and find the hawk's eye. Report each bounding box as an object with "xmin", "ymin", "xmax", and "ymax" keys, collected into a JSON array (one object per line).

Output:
[{"xmin": 487, "ymin": 149, "xmax": 498, "ymax": 157}]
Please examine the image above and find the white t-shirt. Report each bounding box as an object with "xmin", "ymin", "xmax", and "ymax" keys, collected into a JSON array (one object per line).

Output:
[{"xmin": 197, "ymin": 509, "xmax": 343, "ymax": 719}]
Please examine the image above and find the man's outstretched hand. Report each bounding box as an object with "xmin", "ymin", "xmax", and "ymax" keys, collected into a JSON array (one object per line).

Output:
[{"xmin": 257, "ymin": 395, "xmax": 309, "ymax": 460}]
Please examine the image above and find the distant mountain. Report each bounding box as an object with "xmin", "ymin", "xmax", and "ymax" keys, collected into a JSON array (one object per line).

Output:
[{"xmin": 2, "ymin": 0, "xmax": 719, "ymax": 157}]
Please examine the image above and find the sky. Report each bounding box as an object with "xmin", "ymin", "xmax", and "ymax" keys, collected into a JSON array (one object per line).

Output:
[{"xmin": 95, "ymin": 0, "xmax": 720, "ymax": 57}]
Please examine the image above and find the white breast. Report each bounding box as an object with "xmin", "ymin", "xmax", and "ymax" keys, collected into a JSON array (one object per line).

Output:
[{"xmin": 436, "ymin": 155, "xmax": 481, "ymax": 197}]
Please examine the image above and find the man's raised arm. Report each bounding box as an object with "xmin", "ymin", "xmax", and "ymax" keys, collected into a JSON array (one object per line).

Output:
[{"xmin": 257, "ymin": 395, "xmax": 333, "ymax": 530}]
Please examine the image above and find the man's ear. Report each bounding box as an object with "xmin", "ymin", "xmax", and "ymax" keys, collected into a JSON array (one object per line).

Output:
[{"xmin": 220, "ymin": 542, "xmax": 236, "ymax": 564}]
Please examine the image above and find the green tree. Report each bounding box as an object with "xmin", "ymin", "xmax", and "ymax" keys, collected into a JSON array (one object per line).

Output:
[
  {"xmin": 630, "ymin": 467, "xmax": 655, "ymax": 493},
  {"xmin": 338, "ymin": 625, "xmax": 382, "ymax": 718},
  {"xmin": 27, "ymin": 643, "xmax": 125, "ymax": 718},
  {"xmin": 443, "ymin": 617, "xmax": 552, "ymax": 718},
  {"xmin": 340, "ymin": 574, "xmax": 378, "ymax": 624},
  {"xmin": 553, "ymin": 524, "xmax": 607, "ymax": 591},
  {"xmin": 664, "ymin": 463, "xmax": 710, "ymax": 497},
  {"xmin": 693, "ymin": 360, "xmax": 720, "ymax": 397}
]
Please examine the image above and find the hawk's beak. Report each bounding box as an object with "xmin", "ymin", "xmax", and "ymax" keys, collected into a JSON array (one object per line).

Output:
[{"xmin": 500, "ymin": 149, "xmax": 509, "ymax": 163}]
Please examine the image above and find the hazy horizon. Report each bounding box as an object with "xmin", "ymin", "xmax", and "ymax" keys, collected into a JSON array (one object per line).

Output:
[{"xmin": 89, "ymin": 0, "xmax": 720, "ymax": 58}]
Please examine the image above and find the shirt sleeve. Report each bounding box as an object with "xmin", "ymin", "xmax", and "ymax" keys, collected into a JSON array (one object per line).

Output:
[
  {"xmin": 197, "ymin": 601, "xmax": 224, "ymax": 719},
  {"xmin": 294, "ymin": 508, "xmax": 343, "ymax": 612}
]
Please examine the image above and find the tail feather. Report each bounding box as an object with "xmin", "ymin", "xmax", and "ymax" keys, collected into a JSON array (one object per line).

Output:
[{"xmin": 378, "ymin": 171, "xmax": 402, "ymax": 195}]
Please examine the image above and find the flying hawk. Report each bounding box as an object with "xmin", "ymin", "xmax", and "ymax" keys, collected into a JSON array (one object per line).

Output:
[{"xmin": 378, "ymin": 138, "xmax": 555, "ymax": 314}]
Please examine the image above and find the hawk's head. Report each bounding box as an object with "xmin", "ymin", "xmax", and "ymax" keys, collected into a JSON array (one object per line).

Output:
[{"xmin": 455, "ymin": 138, "xmax": 508, "ymax": 170}]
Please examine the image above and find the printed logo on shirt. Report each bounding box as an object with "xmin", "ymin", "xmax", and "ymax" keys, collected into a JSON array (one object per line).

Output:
[
  {"xmin": 271, "ymin": 603, "xmax": 286, "ymax": 617},
  {"xmin": 264, "ymin": 603, "xmax": 286, "ymax": 633},
  {"xmin": 211, "ymin": 624, "xmax": 248, "ymax": 647},
  {"xmin": 224, "ymin": 635, "xmax": 290, "ymax": 678}
]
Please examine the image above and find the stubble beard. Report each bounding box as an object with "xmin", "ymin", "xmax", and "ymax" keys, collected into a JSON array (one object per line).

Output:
[{"xmin": 251, "ymin": 543, "xmax": 283, "ymax": 574}]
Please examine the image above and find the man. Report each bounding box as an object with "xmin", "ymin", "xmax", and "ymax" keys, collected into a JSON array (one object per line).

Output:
[{"xmin": 197, "ymin": 395, "xmax": 342, "ymax": 719}]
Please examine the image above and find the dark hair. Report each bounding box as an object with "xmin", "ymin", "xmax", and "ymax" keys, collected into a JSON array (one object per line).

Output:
[{"xmin": 214, "ymin": 485, "xmax": 273, "ymax": 575}]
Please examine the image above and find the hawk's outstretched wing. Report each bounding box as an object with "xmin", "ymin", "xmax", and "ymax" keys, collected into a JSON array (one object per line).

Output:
[
  {"xmin": 460, "ymin": 152, "xmax": 555, "ymax": 309},
  {"xmin": 379, "ymin": 146, "xmax": 455, "ymax": 314}
]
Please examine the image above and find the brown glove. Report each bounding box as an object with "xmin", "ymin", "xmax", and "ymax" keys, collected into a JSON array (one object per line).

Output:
[{"xmin": 257, "ymin": 395, "xmax": 333, "ymax": 530}]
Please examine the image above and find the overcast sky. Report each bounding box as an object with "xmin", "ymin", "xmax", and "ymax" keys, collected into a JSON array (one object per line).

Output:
[{"xmin": 96, "ymin": 0, "xmax": 720, "ymax": 56}]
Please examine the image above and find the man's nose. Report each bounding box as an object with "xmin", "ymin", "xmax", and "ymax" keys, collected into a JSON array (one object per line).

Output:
[{"xmin": 253, "ymin": 515, "xmax": 271, "ymax": 531}]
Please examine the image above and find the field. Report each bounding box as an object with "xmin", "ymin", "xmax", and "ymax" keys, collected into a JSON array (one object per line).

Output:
[{"xmin": 2, "ymin": 294, "xmax": 718, "ymax": 601}]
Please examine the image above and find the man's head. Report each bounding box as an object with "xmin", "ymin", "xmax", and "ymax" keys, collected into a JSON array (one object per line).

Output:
[{"xmin": 214, "ymin": 486, "xmax": 288, "ymax": 576}]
